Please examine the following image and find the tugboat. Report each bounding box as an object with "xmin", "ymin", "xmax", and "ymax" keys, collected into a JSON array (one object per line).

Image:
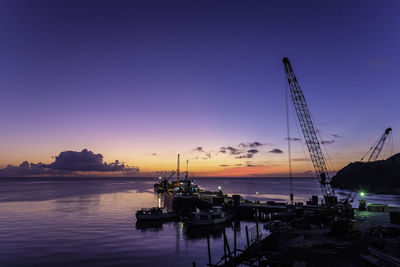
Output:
[
  {"xmin": 181, "ymin": 206, "xmax": 232, "ymax": 226},
  {"xmin": 135, "ymin": 207, "xmax": 177, "ymax": 221}
]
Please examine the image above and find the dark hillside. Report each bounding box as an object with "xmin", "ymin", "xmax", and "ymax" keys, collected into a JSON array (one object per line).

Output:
[{"xmin": 331, "ymin": 153, "xmax": 400, "ymax": 194}]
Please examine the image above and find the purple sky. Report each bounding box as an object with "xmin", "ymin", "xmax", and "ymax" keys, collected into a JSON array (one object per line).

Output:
[{"xmin": 0, "ymin": 0, "xmax": 399, "ymax": 176}]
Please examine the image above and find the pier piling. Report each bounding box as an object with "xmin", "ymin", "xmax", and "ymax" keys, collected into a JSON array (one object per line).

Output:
[
  {"xmin": 207, "ymin": 235, "xmax": 212, "ymax": 267},
  {"xmin": 245, "ymin": 226, "xmax": 250, "ymax": 248}
]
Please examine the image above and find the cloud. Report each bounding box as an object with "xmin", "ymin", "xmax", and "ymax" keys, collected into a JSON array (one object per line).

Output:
[
  {"xmin": 152, "ymin": 153, "xmax": 158, "ymax": 156},
  {"xmin": 269, "ymin": 148, "xmax": 283, "ymax": 154},
  {"xmin": 239, "ymin": 142, "xmax": 265, "ymax": 148},
  {"xmin": 0, "ymin": 149, "xmax": 139, "ymax": 177},
  {"xmin": 292, "ymin": 158, "xmax": 308, "ymax": 162},
  {"xmin": 0, "ymin": 161, "xmax": 60, "ymax": 177},
  {"xmin": 285, "ymin": 137, "xmax": 301, "ymax": 142},
  {"xmin": 220, "ymin": 146, "xmax": 241, "ymax": 155},
  {"xmin": 193, "ymin": 147, "xmax": 204, "ymax": 152},
  {"xmin": 331, "ymin": 134, "xmax": 342, "ymax": 138},
  {"xmin": 220, "ymin": 142, "xmax": 267, "ymax": 159},
  {"xmin": 220, "ymin": 142, "xmax": 265, "ymax": 159},
  {"xmin": 321, "ymin": 140, "xmax": 335, "ymax": 145},
  {"xmin": 236, "ymin": 155, "xmax": 251, "ymax": 159},
  {"xmin": 234, "ymin": 164, "xmax": 242, "ymax": 166},
  {"xmin": 235, "ymin": 149, "xmax": 259, "ymax": 159},
  {"xmin": 245, "ymin": 161, "xmax": 265, "ymax": 167},
  {"xmin": 193, "ymin": 146, "xmax": 212, "ymax": 159},
  {"xmin": 219, "ymin": 164, "xmax": 229, "ymax": 167},
  {"xmin": 48, "ymin": 149, "xmax": 136, "ymax": 172}
]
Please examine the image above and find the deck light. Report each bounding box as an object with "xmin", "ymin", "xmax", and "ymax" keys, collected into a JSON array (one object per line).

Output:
[{"xmin": 218, "ymin": 186, "xmax": 222, "ymax": 191}]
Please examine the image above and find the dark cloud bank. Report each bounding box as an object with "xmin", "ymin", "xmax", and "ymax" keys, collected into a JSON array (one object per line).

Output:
[{"xmin": 0, "ymin": 149, "xmax": 139, "ymax": 177}]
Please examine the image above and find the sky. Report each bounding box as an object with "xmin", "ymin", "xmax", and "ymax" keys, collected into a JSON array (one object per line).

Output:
[{"xmin": 0, "ymin": 0, "xmax": 399, "ymax": 177}]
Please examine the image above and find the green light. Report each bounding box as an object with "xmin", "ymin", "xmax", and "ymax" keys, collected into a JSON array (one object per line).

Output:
[{"xmin": 360, "ymin": 191, "xmax": 365, "ymax": 197}]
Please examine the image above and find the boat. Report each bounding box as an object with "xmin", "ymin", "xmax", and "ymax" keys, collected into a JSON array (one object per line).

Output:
[
  {"xmin": 182, "ymin": 206, "xmax": 232, "ymax": 226},
  {"xmin": 135, "ymin": 207, "xmax": 177, "ymax": 221},
  {"xmin": 163, "ymin": 155, "xmax": 200, "ymax": 212},
  {"xmin": 165, "ymin": 178, "xmax": 200, "ymax": 211},
  {"xmin": 153, "ymin": 171, "xmax": 176, "ymax": 193}
]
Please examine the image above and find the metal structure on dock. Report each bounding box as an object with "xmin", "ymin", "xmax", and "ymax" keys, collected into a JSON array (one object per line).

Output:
[{"xmin": 283, "ymin": 57, "xmax": 335, "ymax": 202}]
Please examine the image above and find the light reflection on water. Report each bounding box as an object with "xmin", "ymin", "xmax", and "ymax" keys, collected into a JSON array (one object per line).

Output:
[{"xmin": 0, "ymin": 177, "xmax": 399, "ymax": 266}]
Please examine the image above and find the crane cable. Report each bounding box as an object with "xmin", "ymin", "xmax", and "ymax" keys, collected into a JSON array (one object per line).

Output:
[
  {"xmin": 389, "ymin": 131, "xmax": 394, "ymax": 157},
  {"xmin": 285, "ymin": 72, "xmax": 294, "ymax": 203},
  {"xmin": 360, "ymin": 137, "xmax": 380, "ymax": 161}
]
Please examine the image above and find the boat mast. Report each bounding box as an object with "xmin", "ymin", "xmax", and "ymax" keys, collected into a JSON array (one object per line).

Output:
[
  {"xmin": 177, "ymin": 154, "xmax": 180, "ymax": 183},
  {"xmin": 185, "ymin": 160, "xmax": 189, "ymax": 180}
]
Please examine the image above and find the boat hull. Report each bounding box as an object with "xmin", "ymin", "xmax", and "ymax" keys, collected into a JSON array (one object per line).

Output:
[
  {"xmin": 136, "ymin": 212, "xmax": 177, "ymax": 221},
  {"xmin": 164, "ymin": 193, "xmax": 199, "ymax": 212},
  {"xmin": 185, "ymin": 217, "xmax": 226, "ymax": 226}
]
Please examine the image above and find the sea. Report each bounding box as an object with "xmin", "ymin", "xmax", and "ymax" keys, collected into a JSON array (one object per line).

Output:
[{"xmin": 0, "ymin": 177, "xmax": 399, "ymax": 266}]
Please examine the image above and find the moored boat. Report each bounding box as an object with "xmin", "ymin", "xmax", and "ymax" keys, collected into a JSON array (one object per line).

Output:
[
  {"xmin": 163, "ymin": 155, "xmax": 201, "ymax": 212},
  {"xmin": 135, "ymin": 207, "xmax": 177, "ymax": 221},
  {"xmin": 182, "ymin": 206, "xmax": 232, "ymax": 226},
  {"xmin": 153, "ymin": 171, "xmax": 176, "ymax": 193}
]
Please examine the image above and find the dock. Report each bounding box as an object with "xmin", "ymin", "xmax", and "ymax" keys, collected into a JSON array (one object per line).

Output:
[{"xmin": 194, "ymin": 192, "xmax": 400, "ymax": 267}]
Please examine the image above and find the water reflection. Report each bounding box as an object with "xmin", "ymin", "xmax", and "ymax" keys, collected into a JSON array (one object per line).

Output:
[
  {"xmin": 157, "ymin": 193, "xmax": 162, "ymax": 208},
  {"xmin": 1, "ymin": 178, "xmax": 399, "ymax": 267},
  {"xmin": 176, "ymin": 221, "xmax": 184, "ymax": 251},
  {"xmin": 135, "ymin": 221, "xmax": 164, "ymax": 231},
  {"xmin": 52, "ymin": 195, "xmax": 101, "ymax": 213},
  {"xmin": 183, "ymin": 223, "xmax": 231, "ymax": 240}
]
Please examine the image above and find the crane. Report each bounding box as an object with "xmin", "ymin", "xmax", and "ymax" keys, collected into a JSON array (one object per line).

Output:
[
  {"xmin": 360, "ymin": 127, "xmax": 392, "ymax": 162},
  {"xmin": 283, "ymin": 57, "xmax": 337, "ymax": 204},
  {"xmin": 343, "ymin": 128, "xmax": 393, "ymax": 203}
]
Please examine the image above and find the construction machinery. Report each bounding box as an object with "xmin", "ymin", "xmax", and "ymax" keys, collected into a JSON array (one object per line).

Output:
[
  {"xmin": 283, "ymin": 57, "xmax": 336, "ymax": 204},
  {"xmin": 283, "ymin": 57, "xmax": 354, "ymax": 224},
  {"xmin": 343, "ymin": 128, "xmax": 393, "ymax": 204},
  {"xmin": 360, "ymin": 127, "xmax": 393, "ymax": 162}
]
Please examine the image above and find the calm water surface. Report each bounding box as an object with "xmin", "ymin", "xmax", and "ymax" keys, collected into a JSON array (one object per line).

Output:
[{"xmin": 0, "ymin": 177, "xmax": 399, "ymax": 266}]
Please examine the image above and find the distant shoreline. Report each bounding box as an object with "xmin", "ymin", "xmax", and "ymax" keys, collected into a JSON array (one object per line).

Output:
[{"xmin": 0, "ymin": 176, "xmax": 315, "ymax": 180}]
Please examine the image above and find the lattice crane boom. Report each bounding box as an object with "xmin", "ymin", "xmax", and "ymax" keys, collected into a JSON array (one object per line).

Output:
[
  {"xmin": 283, "ymin": 57, "xmax": 335, "ymax": 199},
  {"xmin": 361, "ymin": 127, "xmax": 392, "ymax": 162}
]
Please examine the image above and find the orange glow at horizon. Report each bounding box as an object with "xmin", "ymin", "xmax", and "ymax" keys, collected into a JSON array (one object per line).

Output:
[{"xmin": 0, "ymin": 136, "xmax": 367, "ymax": 177}]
